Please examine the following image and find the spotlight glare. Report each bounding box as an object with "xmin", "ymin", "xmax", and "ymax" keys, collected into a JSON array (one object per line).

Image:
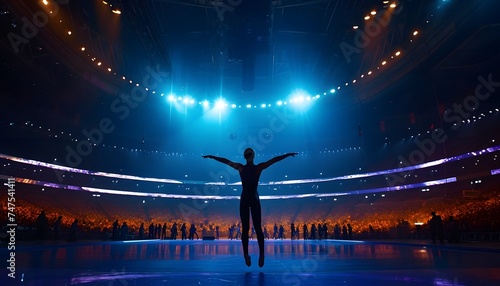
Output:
[
  {"xmin": 246, "ymin": 104, "xmax": 252, "ymax": 108},
  {"xmin": 261, "ymin": 103, "xmax": 266, "ymax": 108},
  {"xmin": 231, "ymin": 104, "xmax": 237, "ymax": 108},
  {"xmin": 330, "ymin": 89, "xmax": 336, "ymax": 93},
  {"xmin": 202, "ymin": 100, "xmax": 209, "ymax": 107},
  {"xmin": 215, "ymin": 99, "xmax": 227, "ymax": 109},
  {"xmin": 277, "ymin": 100, "xmax": 283, "ymax": 106}
]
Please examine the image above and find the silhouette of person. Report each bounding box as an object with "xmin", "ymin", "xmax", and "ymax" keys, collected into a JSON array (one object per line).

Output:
[
  {"xmin": 279, "ymin": 224, "xmax": 285, "ymax": 239},
  {"xmin": 112, "ymin": 220, "xmax": 119, "ymax": 240},
  {"xmin": 162, "ymin": 223, "xmax": 167, "ymax": 240},
  {"xmin": 54, "ymin": 216, "xmax": 62, "ymax": 240},
  {"xmin": 181, "ymin": 223, "xmax": 187, "ymax": 240},
  {"xmin": 203, "ymin": 149, "xmax": 297, "ymax": 267},
  {"xmin": 139, "ymin": 223, "xmax": 145, "ymax": 239},
  {"xmin": 429, "ymin": 211, "xmax": 444, "ymax": 243},
  {"xmin": 263, "ymin": 227, "xmax": 269, "ymax": 239},
  {"xmin": 35, "ymin": 210, "xmax": 49, "ymax": 240},
  {"xmin": 311, "ymin": 224, "xmax": 317, "ymax": 239},
  {"xmin": 303, "ymin": 224, "xmax": 308, "ymax": 240},
  {"xmin": 215, "ymin": 225, "xmax": 220, "ymax": 240},
  {"xmin": 189, "ymin": 223, "xmax": 199, "ymax": 240},
  {"xmin": 148, "ymin": 223, "xmax": 154, "ymax": 239},
  {"xmin": 121, "ymin": 222, "xmax": 129, "ymax": 240},
  {"xmin": 171, "ymin": 222, "xmax": 178, "ymax": 240}
]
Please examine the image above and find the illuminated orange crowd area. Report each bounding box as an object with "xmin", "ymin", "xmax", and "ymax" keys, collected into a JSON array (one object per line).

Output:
[{"xmin": 1, "ymin": 184, "xmax": 500, "ymax": 240}]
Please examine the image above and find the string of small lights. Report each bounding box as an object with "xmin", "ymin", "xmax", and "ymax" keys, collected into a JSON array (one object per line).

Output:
[{"xmin": 36, "ymin": 0, "xmax": 449, "ymax": 110}]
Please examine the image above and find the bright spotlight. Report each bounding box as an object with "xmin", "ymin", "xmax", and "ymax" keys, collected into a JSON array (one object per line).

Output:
[
  {"xmin": 277, "ymin": 101, "xmax": 283, "ymax": 106},
  {"xmin": 231, "ymin": 104, "xmax": 237, "ymax": 108},
  {"xmin": 215, "ymin": 99, "xmax": 227, "ymax": 109},
  {"xmin": 202, "ymin": 100, "xmax": 209, "ymax": 107},
  {"xmin": 167, "ymin": 95, "xmax": 175, "ymax": 102},
  {"xmin": 261, "ymin": 103, "xmax": 266, "ymax": 108},
  {"xmin": 246, "ymin": 104, "xmax": 252, "ymax": 108},
  {"xmin": 330, "ymin": 89, "xmax": 336, "ymax": 93}
]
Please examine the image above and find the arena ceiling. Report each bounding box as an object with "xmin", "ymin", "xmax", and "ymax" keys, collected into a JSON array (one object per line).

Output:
[{"xmin": 0, "ymin": 0, "xmax": 499, "ymax": 160}]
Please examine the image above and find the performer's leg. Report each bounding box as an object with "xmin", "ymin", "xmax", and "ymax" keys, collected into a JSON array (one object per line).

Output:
[
  {"xmin": 250, "ymin": 199, "xmax": 265, "ymax": 267},
  {"xmin": 240, "ymin": 200, "xmax": 251, "ymax": 266}
]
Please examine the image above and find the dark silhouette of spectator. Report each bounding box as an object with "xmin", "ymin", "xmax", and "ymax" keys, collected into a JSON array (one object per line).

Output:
[
  {"xmin": 189, "ymin": 223, "xmax": 199, "ymax": 240},
  {"xmin": 215, "ymin": 225, "xmax": 220, "ymax": 239},
  {"xmin": 156, "ymin": 224, "xmax": 161, "ymax": 239},
  {"xmin": 68, "ymin": 219, "xmax": 78, "ymax": 242},
  {"xmin": 311, "ymin": 224, "xmax": 317, "ymax": 239},
  {"xmin": 273, "ymin": 223, "xmax": 278, "ymax": 239},
  {"xmin": 290, "ymin": 223, "xmax": 295, "ymax": 240},
  {"xmin": 303, "ymin": 224, "xmax": 308, "ymax": 240},
  {"xmin": 53, "ymin": 216, "xmax": 62, "ymax": 240},
  {"xmin": 162, "ymin": 223, "xmax": 167, "ymax": 240},
  {"xmin": 295, "ymin": 225, "xmax": 299, "ymax": 239},
  {"xmin": 323, "ymin": 223, "xmax": 328, "ymax": 239},
  {"xmin": 139, "ymin": 223, "xmax": 145, "ymax": 240},
  {"xmin": 263, "ymin": 227, "xmax": 269, "ymax": 239},
  {"xmin": 347, "ymin": 223, "xmax": 352, "ymax": 240},
  {"xmin": 334, "ymin": 224, "xmax": 341, "ymax": 239},
  {"xmin": 171, "ymin": 223, "xmax": 178, "ymax": 240},
  {"xmin": 342, "ymin": 225, "xmax": 348, "ymax": 239},
  {"xmin": 181, "ymin": 223, "xmax": 187, "ymax": 240},
  {"xmin": 235, "ymin": 223, "xmax": 242, "ymax": 240},
  {"xmin": 121, "ymin": 222, "xmax": 129, "ymax": 240},
  {"xmin": 278, "ymin": 224, "xmax": 285, "ymax": 239},
  {"xmin": 35, "ymin": 210, "xmax": 49, "ymax": 240},
  {"xmin": 203, "ymin": 149, "xmax": 297, "ymax": 267},
  {"xmin": 318, "ymin": 223, "xmax": 323, "ymax": 240},
  {"xmin": 229, "ymin": 225, "xmax": 234, "ymax": 239},
  {"xmin": 447, "ymin": 216, "xmax": 460, "ymax": 243},
  {"xmin": 148, "ymin": 223, "xmax": 154, "ymax": 239},
  {"xmin": 112, "ymin": 220, "xmax": 119, "ymax": 240},
  {"xmin": 369, "ymin": 224, "xmax": 374, "ymax": 239},
  {"xmin": 429, "ymin": 211, "xmax": 444, "ymax": 243}
]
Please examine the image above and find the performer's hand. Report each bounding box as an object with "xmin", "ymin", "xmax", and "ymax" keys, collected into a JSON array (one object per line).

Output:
[
  {"xmin": 288, "ymin": 152, "xmax": 298, "ymax": 157},
  {"xmin": 202, "ymin": 155, "xmax": 213, "ymax": 159}
]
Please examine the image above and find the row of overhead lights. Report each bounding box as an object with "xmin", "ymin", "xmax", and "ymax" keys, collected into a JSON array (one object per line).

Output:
[
  {"xmin": 40, "ymin": 0, "xmax": 448, "ymax": 112},
  {"xmin": 57, "ymin": 1, "xmax": 405, "ymax": 109}
]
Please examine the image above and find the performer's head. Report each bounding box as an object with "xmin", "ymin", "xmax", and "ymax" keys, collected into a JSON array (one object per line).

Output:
[{"xmin": 244, "ymin": 148, "xmax": 255, "ymax": 161}]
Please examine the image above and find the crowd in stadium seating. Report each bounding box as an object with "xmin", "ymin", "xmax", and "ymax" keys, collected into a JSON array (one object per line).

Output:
[{"xmin": 1, "ymin": 186, "xmax": 500, "ymax": 242}]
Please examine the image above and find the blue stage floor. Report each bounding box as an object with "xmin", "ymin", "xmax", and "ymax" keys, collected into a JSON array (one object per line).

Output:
[{"xmin": 2, "ymin": 239, "xmax": 500, "ymax": 285}]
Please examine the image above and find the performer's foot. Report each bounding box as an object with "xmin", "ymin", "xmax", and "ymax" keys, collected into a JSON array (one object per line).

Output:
[
  {"xmin": 244, "ymin": 254, "xmax": 251, "ymax": 267},
  {"xmin": 258, "ymin": 254, "xmax": 264, "ymax": 267}
]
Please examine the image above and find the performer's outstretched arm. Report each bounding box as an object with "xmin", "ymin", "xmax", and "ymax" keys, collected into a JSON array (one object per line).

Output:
[
  {"xmin": 258, "ymin": 153, "xmax": 298, "ymax": 170},
  {"xmin": 202, "ymin": 155, "xmax": 243, "ymax": 170}
]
